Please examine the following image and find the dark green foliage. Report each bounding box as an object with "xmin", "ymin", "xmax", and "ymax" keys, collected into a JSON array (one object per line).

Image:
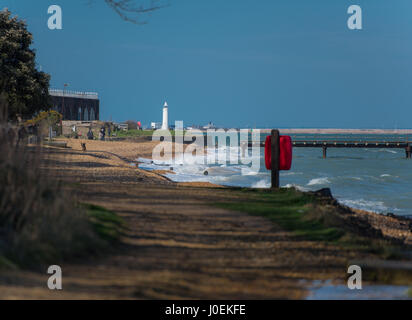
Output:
[{"xmin": 0, "ymin": 9, "xmax": 51, "ymax": 120}]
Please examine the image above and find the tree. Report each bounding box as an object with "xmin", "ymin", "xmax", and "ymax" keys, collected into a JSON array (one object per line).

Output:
[
  {"xmin": 103, "ymin": 0, "xmax": 168, "ymax": 24},
  {"xmin": 0, "ymin": 9, "xmax": 51, "ymax": 120}
]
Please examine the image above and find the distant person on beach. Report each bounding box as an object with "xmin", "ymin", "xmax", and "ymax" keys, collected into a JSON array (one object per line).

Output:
[
  {"xmin": 107, "ymin": 125, "xmax": 111, "ymax": 137},
  {"xmin": 99, "ymin": 126, "xmax": 105, "ymax": 141},
  {"xmin": 87, "ymin": 128, "xmax": 94, "ymax": 140}
]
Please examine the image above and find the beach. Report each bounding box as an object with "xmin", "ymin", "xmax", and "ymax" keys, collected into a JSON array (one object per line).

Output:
[{"xmin": 0, "ymin": 138, "xmax": 410, "ymax": 299}]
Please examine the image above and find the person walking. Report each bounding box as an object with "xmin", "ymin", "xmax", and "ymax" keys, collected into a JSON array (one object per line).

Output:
[
  {"xmin": 100, "ymin": 126, "xmax": 105, "ymax": 141},
  {"xmin": 87, "ymin": 127, "xmax": 94, "ymax": 140}
]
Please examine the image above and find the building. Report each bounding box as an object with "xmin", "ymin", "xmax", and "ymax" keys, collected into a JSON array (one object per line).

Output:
[
  {"xmin": 203, "ymin": 122, "xmax": 216, "ymax": 130},
  {"xmin": 49, "ymin": 89, "xmax": 99, "ymax": 121},
  {"xmin": 113, "ymin": 122, "xmax": 129, "ymax": 131},
  {"xmin": 151, "ymin": 122, "xmax": 161, "ymax": 129}
]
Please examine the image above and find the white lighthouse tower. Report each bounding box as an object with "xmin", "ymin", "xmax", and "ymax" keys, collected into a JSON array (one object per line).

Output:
[{"xmin": 161, "ymin": 101, "xmax": 169, "ymax": 130}]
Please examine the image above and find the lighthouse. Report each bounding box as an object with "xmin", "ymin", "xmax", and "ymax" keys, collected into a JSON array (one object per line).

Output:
[{"xmin": 161, "ymin": 101, "xmax": 169, "ymax": 130}]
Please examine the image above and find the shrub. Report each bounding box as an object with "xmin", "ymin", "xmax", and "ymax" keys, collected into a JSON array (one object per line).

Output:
[{"xmin": 0, "ymin": 105, "xmax": 118, "ymax": 268}]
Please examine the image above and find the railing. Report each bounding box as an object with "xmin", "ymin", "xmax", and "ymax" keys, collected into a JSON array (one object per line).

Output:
[{"xmin": 49, "ymin": 89, "xmax": 99, "ymax": 100}]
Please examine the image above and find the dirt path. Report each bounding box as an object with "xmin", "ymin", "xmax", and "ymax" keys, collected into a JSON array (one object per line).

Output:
[{"xmin": 0, "ymin": 141, "xmax": 376, "ymax": 299}]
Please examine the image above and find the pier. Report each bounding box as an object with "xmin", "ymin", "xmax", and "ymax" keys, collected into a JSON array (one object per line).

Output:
[
  {"xmin": 292, "ymin": 140, "xmax": 412, "ymax": 159},
  {"xmin": 245, "ymin": 140, "xmax": 411, "ymax": 159}
]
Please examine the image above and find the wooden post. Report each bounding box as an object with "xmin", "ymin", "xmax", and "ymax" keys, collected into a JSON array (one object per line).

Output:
[
  {"xmin": 322, "ymin": 146, "xmax": 327, "ymax": 159},
  {"xmin": 406, "ymin": 144, "xmax": 411, "ymax": 159},
  {"xmin": 271, "ymin": 129, "xmax": 280, "ymax": 189}
]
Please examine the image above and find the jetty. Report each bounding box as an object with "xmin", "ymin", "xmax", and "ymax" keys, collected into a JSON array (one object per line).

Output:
[
  {"xmin": 245, "ymin": 140, "xmax": 411, "ymax": 158},
  {"xmin": 291, "ymin": 140, "xmax": 411, "ymax": 159},
  {"xmin": 243, "ymin": 132, "xmax": 412, "ymax": 159}
]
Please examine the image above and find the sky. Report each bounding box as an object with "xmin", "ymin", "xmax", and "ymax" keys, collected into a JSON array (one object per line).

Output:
[{"xmin": 3, "ymin": 0, "xmax": 412, "ymax": 128}]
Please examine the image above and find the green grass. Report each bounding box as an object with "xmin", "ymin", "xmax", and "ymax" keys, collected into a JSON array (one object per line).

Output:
[
  {"xmin": 215, "ymin": 188, "xmax": 345, "ymax": 242},
  {"xmin": 214, "ymin": 188, "xmax": 409, "ymax": 262},
  {"xmin": 115, "ymin": 129, "xmax": 155, "ymax": 137},
  {"xmin": 82, "ymin": 203, "xmax": 125, "ymax": 242},
  {"xmin": 115, "ymin": 129, "xmax": 185, "ymax": 138},
  {"xmin": 0, "ymin": 203, "xmax": 124, "ymax": 270}
]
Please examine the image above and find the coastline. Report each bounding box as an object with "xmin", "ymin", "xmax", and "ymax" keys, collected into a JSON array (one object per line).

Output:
[
  {"xmin": 1, "ymin": 137, "xmax": 410, "ymax": 299},
  {"xmin": 63, "ymin": 137, "xmax": 410, "ymax": 218},
  {"xmin": 62, "ymin": 138, "xmax": 411, "ymax": 243}
]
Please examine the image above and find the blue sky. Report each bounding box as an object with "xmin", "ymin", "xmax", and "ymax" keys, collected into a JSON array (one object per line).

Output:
[{"xmin": 4, "ymin": 0, "xmax": 412, "ymax": 128}]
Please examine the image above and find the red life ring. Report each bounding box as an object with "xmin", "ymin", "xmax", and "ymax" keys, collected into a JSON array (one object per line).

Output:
[{"xmin": 264, "ymin": 135, "xmax": 292, "ymax": 171}]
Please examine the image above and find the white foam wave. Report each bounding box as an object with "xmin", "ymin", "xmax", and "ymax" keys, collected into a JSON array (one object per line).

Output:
[
  {"xmin": 284, "ymin": 184, "xmax": 308, "ymax": 192},
  {"xmin": 281, "ymin": 171, "xmax": 303, "ymax": 176},
  {"xmin": 339, "ymin": 199, "xmax": 391, "ymax": 213},
  {"xmin": 380, "ymin": 174, "xmax": 399, "ymax": 178},
  {"xmin": 307, "ymin": 177, "xmax": 330, "ymax": 186},
  {"xmin": 371, "ymin": 149, "xmax": 398, "ymax": 154},
  {"xmin": 251, "ymin": 180, "xmax": 270, "ymax": 188}
]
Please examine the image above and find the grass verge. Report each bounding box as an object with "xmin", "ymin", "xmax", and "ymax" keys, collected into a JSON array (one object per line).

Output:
[
  {"xmin": 214, "ymin": 187, "xmax": 402, "ymax": 254},
  {"xmin": 0, "ymin": 202, "xmax": 124, "ymax": 270},
  {"xmin": 82, "ymin": 203, "xmax": 125, "ymax": 242},
  {"xmin": 215, "ymin": 188, "xmax": 344, "ymax": 241}
]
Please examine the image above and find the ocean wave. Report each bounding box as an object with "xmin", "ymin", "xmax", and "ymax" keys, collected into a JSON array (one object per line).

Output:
[
  {"xmin": 284, "ymin": 184, "xmax": 308, "ymax": 192},
  {"xmin": 307, "ymin": 177, "xmax": 330, "ymax": 186},
  {"xmin": 203, "ymin": 166, "xmax": 240, "ymax": 176},
  {"xmin": 339, "ymin": 199, "xmax": 390, "ymax": 213},
  {"xmin": 251, "ymin": 180, "xmax": 270, "ymax": 188},
  {"xmin": 281, "ymin": 171, "xmax": 303, "ymax": 176},
  {"xmin": 136, "ymin": 157, "xmax": 153, "ymax": 164},
  {"xmin": 380, "ymin": 174, "xmax": 399, "ymax": 178},
  {"xmin": 370, "ymin": 149, "xmax": 398, "ymax": 154}
]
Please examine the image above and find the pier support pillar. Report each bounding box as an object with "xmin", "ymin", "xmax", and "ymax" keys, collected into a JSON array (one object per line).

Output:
[
  {"xmin": 322, "ymin": 146, "xmax": 327, "ymax": 159},
  {"xmin": 406, "ymin": 144, "xmax": 411, "ymax": 159}
]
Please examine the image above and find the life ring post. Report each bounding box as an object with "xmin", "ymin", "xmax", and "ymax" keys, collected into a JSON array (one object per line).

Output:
[{"xmin": 271, "ymin": 129, "xmax": 280, "ymax": 189}]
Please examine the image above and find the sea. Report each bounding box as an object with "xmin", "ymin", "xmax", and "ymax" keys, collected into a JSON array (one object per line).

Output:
[{"xmin": 138, "ymin": 133, "xmax": 412, "ymax": 217}]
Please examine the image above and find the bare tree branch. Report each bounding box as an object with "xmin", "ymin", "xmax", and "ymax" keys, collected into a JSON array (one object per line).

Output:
[{"xmin": 103, "ymin": 0, "xmax": 169, "ymax": 24}]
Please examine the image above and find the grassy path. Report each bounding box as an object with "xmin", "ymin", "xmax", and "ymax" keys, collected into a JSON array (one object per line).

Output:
[
  {"xmin": 0, "ymin": 182, "xmax": 352, "ymax": 299},
  {"xmin": 0, "ymin": 142, "xmax": 409, "ymax": 299}
]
